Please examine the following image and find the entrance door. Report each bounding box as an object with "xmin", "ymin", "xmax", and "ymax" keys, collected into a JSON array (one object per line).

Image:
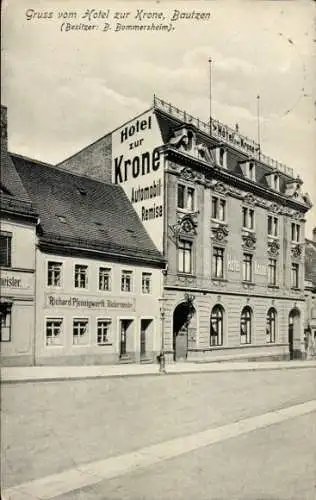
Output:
[
  {"xmin": 120, "ymin": 320, "xmax": 128, "ymax": 357},
  {"xmin": 173, "ymin": 302, "xmax": 196, "ymax": 361},
  {"xmin": 140, "ymin": 319, "xmax": 152, "ymax": 359},
  {"xmin": 288, "ymin": 322, "xmax": 294, "ymax": 360}
]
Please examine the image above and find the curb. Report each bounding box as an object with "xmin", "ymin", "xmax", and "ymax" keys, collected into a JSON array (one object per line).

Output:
[{"xmin": 2, "ymin": 362, "xmax": 316, "ymax": 384}]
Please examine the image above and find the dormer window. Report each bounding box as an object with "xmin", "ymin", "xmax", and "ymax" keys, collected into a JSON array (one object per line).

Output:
[
  {"xmin": 272, "ymin": 174, "xmax": 279, "ymax": 191},
  {"xmin": 240, "ymin": 160, "xmax": 256, "ymax": 182},
  {"xmin": 213, "ymin": 146, "xmax": 227, "ymax": 168},
  {"xmin": 249, "ymin": 162, "xmax": 256, "ymax": 181}
]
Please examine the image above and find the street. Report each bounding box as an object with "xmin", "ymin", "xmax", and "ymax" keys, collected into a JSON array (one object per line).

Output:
[{"xmin": 1, "ymin": 368, "xmax": 316, "ymax": 499}]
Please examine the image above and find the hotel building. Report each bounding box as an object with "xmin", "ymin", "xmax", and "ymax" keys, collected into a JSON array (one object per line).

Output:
[{"xmin": 58, "ymin": 96, "xmax": 313, "ymax": 362}]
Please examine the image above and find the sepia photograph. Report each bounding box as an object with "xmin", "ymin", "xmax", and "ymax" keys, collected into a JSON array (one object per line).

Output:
[{"xmin": 1, "ymin": 0, "xmax": 316, "ymax": 499}]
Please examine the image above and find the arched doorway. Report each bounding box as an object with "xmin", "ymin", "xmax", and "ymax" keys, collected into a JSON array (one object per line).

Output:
[
  {"xmin": 173, "ymin": 300, "xmax": 196, "ymax": 361},
  {"xmin": 288, "ymin": 309, "xmax": 300, "ymax": 360}
]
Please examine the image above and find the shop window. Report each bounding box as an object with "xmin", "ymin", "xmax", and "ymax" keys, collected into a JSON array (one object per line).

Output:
[
  {"xmin": 121, "ymin": 270, "xmax": 133, "ymax": 292},
  {"xmin": 73, "ymin": 318, "xmax": 88, "ymax": 345},
  {"xmin": 210, "ymin": 305, "xmax": 224, "ymax": 346},
  {"xmin": 99, "ymin": 267, "xmax": 111, "ymax": 291},
  {"xmin": 177, "ymin": 184, "xmax": 195, "ymax": 211},
  {"xmin": 97, "ymin": 319, "xmax": 112, "ymax": 345},
  {"xmin": 211, "ymin": 196, "xmax": 226, "ymax": 221},
  {"xmin": 46, "ymin": 318, "xmax": 62, "ymax": 346},
  {"xmin": 47, "ymin": 261, "xmax": 62, "ymax": 287},
  {"xmin": 178, "ymin": 239, "xmax": 193, "ymax": 274},
  {"xmin": 266, "ymin": 308, "xmax": 277, "ymax": 343},
  {"xmin": 268, "ymin": 258, "xmax": 277, "ymax": 286},
  {"xmin": 291, "ymin": 262, "xmax": 299, "ymax": 289},
  {"xmin": 242, "ymin": 253, "xmax": 253, "ymax": 282},
  {"xmin": 242, "ymin": 207, "xmax": 254, "ymax": 230},
  {"xmin": 268, "ymin": 216, "xmax": 278, "ymax": 237},
  {"xmin": 240, "ymin": 306, "xmax": 252, "ymax": 344},
  {"xmin": 142, "ymin": 272, "xmax": 152, "ymax": 294},
  {"xmin": 0, "ymin": 304, "xmax": 11, "ymax": 342},
  {"xmin": 74, "ymin": 264, "xmax": 88, "ymax": 289},
  {"xmin": 0, "ymin": 232, "xmax": 12, "ymax": 267},
  {"xmin": 212, "ymin": 247, "xmax": 224, "ymax": 279},
  {"xmin": 291, "ymin": 223, "xmax": 300, "ymax": 243}
]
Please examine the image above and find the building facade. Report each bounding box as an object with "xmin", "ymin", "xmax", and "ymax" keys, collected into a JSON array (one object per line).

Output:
[
  {"xmin": 57, "ymin": 96, "xmax": 313, "ymax": 361},
  {"xmin": 1, "ymin": 106, "xmax": 38, "ymax": 366},
  {"xmin": 304, "ymin": 229, "xmax": 316, "ymax": 358},
  {"xmin": 7, "ymin": 153, "xmax": 165, "ymax": 366}
]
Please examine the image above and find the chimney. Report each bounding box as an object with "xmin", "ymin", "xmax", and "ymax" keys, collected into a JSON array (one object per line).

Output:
[
  {"xmin": 1, "ymin": 105, "xmax": 8, "ymax": 154},
  {"xmin": 313, "ymin": 227, "xmax": 316, "ymax": 243}
]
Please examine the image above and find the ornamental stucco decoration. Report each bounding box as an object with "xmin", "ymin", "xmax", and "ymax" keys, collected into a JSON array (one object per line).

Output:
[
  {"xmin": 211, "ymin": 223, "xmax": 229, "ymax": 243},
  {"xmin": 213, "ymin": 181, "xmax": 228, "ymax": 195},
  {"xmin": 243, "ymin": 193, "xmax": 256, "ymax": 206},
  {"xmin": 269, "ymin": 202, "xmax": 281, "ymax": 214},
  {"xmin": 179, "ymin": 167, "xmax": 197, "ymax": 182},
  {"xmin": 291, "ymin": 244, "xmax": 302, "ymax": 259},
  {"xmin": 242, "ymin": 232, "xmax": 257, "ymax": 250},
  {"xmin": 267, "ymin": 239, "xmax": 280, "ymax": 256},
  {"xmin": 169, "ymin": 212, "xmax": 199, "ymax": 239}
]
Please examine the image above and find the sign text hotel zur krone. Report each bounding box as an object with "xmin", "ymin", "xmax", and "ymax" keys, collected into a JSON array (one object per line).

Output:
[{"xmin": 112, "ymin": 110, "xmax": 164, "ymax": 250}]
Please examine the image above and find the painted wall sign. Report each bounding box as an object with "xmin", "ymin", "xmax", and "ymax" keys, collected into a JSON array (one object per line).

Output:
[
  {"xmin": 112, "ymin": 109, "xmax": 164, "ymax": 251},
  {"xmin": 45, "ymin": 294, "xmax": 135, "ymax": 310},
  {"xmin": 227, "ymin": 255, "xmax": 267, "ymax": 276}
]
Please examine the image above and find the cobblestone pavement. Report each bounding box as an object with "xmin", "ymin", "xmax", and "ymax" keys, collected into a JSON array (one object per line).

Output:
[{"xmin": 1, "ymin": 368, "xmax": 316, "ymax": 495}]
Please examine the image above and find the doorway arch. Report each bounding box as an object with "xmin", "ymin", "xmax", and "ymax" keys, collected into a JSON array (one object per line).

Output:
[
  {"xmin": 288, "ymin": 308, "xmax": 300, "ymax": 360},
  {"xmin": 173, "ymin": 301, "xmax": 196, "ymax": 361}
]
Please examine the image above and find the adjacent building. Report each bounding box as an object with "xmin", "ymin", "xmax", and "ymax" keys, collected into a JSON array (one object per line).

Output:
[
  {"xmin": 1, "ymin": 106, "xmax": 38, "ymax": 366},
  {"xmin": 59, "ymin": 96, "xmax": 313, "ymax": 361},
  {"xmin": 304, "ymin": 229, "xmax": 316, "ymax": 358},
  {"xmin": 11, "ymin": 155, "xmax": 166, "ymax": 366}
]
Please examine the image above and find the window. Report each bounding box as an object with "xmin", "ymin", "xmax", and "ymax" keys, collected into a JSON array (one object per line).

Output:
[
  {"xmin": 242, "ymin": 207, "xmax": 254, "ymax": 230},
  {"xmin": 240, "ymin": 306, "xmax": 252, "ymax": 344},
  {"xmin": 291, "ymin": 262, "xmax": 299, "ymax": 289},
  {"xmin": 268, "ymin": 216, "xmax": 278, "ymax": 237},
  {"xmin": 121, "ymin": 270, "xmax": 133, "ymax": 292},
  {"xmin": 242, "ymin": 253, "xmax": 253, "ymax": 282},
  {"xmin": 266, "ymin": 308, "xmax": 276, "ymax": 343},
  {"xmin": 212, "ymin": 247, "xmax": 224, "ymax": 279},
  {"xmin": 210, "ymin": 305, "xmax": 224, "ymax": 346},
  {"xmin": 0, "ymin": 305, "xmax": 11, "ymax": 342},
  {"xmin": 73, "ymin": 319, "xmax": 88, "ymax": 345},
  {"xmin": 142, "ymin": 272, "xmax": 152, "ymax": 294},
  {"xmin": 178, "ymin": 239, "xmax": 192, "ymax": 274},
  {"xmin": 47, "ymin": 261, "xmax": 62, "ymax": 287},
  {"xmin": 99, "ymin": 267, "xmax": 111, "ymax": 291},
  {"xmin": 74, "ymin": 264, "xmax": 88, "ymax": 289},
  {"xmin": 0, "ymin": 232, "xmax": 12, "ymax": 267},
  {"xmin": 46, "ymin": 318, "xmax": 62, "ymax": 346},
  {"xmin": 177, "ymin": 184, "xmax": 185, "ymax": 209},
  {"xmin": 218, "ymin": 147, "xmax": 226, "ymax": 167},
  {"xmin": 272, "ymin": 174, "xmax": 279, "ymax": 191},
  {"xmin": 97, "ymin": 319, "xmax": 111, "ymax": 345},
  {"xmin": 211, "ymin": 197, "xmax": 226, "ymax": 221},
  {"xmin": 177, "ymin": 184, "xmax": 195, "ymax": 211},
  {"xmin": 291, "ymin": 223, "xmax": 300, "ymax": 242},
  {"xmin": 248, "ymin": 162, "xmax": 256, "ymax": 181},
  {"xmin": 268, "ymin": 258, "xmax": 277, "ymax": 286}
]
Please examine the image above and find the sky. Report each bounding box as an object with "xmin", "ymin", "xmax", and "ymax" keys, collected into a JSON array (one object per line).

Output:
[{"xmin": 2, "ymin": 0, "xmax": 316, "ymax": 236}]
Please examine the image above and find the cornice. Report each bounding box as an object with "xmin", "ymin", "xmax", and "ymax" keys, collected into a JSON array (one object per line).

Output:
[{"xmin": 161, "ymin": 146, "xmax": 310, "ymax": 214}]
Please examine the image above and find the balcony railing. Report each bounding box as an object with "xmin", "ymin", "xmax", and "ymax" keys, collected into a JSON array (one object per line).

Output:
[{"xmin": 153, "ymin": 95, "xmax": 294, "ymax": 178}]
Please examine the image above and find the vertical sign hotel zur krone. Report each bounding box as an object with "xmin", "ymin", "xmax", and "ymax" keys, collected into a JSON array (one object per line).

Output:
[{"xmin": 112, "ymin": 111, "xmax": 164, "ymax": 251}]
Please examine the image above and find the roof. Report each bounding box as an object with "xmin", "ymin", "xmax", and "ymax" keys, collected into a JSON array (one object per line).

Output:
[
  {"xmin": 154, "ymin": 107, "xmax": 309, "ymax": 204},
  {"xmin": 305, "ymin": 238, "xmax": 316, "ymax": 286},
  {"xmin": 11, "ymin": 154, "xmax": 165, "ymax": 265}
]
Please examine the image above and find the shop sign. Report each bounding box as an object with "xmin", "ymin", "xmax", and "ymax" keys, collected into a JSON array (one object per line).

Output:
[
  {"xmin": 1, "ymin": 270, "xmax": 34, "ymax": 293},
  {"xmin": 45, "ymin": 294, "xmax": 135, "ymax": 310}
]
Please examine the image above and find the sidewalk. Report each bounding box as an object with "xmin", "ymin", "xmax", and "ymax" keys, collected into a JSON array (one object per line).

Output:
[{"xmin": 1, "ymin": 359, "xmax": 316, "ymax": 383}]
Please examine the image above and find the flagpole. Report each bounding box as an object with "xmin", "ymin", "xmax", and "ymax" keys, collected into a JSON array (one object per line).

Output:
[
  {"xmin": 256, "ymin": 94, "xmax": 261, "ymax": 158},
  {"xmin": 209, "ymin": 58, "xmax": 212, "ymax": 135}
]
